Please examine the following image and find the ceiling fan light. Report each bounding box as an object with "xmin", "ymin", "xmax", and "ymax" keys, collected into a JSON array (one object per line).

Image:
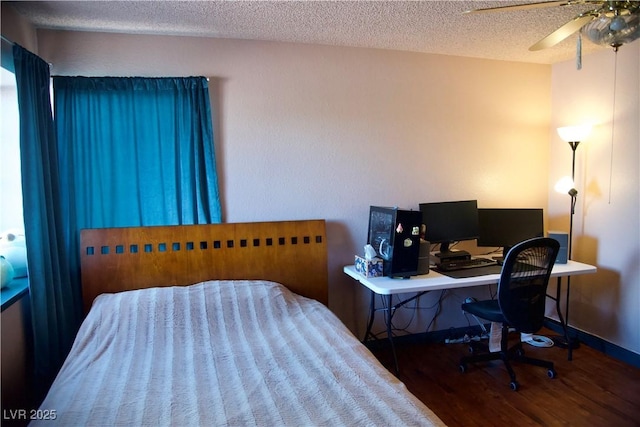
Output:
[
  {"xmin": 582, "ymin": 12, "xmax": 640, "ymax": 48},
  {"xmin": 609, "ymin": 16, "xmax": 627, "ymax": 31}
]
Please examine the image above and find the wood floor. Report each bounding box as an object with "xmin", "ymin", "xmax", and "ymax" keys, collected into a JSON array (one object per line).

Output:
[{"xmin": 371, "ymin": 328, "xmax": 640, "ymax": 427}]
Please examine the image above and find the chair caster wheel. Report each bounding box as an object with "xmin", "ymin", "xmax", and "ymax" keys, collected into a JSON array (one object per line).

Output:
[
  {"xmin": 516, "ymin": 347, "xmax": 525, "ymax": 357},
  {"xmin": 510, "ymin": 381, "xmax": 519, "ymax": 391},
  {"xmin": 548, "ymin": 369, "xmax": 557, "ymax": 379},
  {"xmin": 459, "ymin": 363, "xmax": 467, "ymax": 374}
]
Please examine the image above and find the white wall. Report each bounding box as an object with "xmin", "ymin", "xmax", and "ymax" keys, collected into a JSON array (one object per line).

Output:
[
  {"xmin": 549, "ymin": 42, "xmax": 640, "ymax": 355},
  {"xmin": 36, "ymin": 30, "xmax": 554, "ymax": 336}
]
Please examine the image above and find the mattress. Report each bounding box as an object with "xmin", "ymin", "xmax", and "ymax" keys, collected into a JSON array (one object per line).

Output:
[{"xmin": 33, "ymin": 280, "xmax": 445, "ymax": 426}]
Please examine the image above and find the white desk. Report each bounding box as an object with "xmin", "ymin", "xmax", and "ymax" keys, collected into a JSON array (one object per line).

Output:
[
  {"xmin": 343, "ymin": 260, "xmax": 596, "ymax": 294},
  {"xmin": 343, "ymin": 260, "xmax": 597, "ymax": 372}
]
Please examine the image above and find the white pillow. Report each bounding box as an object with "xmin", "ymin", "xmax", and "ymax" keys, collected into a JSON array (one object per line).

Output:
[
  {"xmin": 0, "ymin": 256, "xmax": 15, "ymax": 288},
  {"xmin": 0, "ymin": 231, "xmax": 28, "ymax": 278}
]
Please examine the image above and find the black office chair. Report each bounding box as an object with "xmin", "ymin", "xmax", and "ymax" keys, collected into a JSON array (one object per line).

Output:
[{"xmin": 459, "ymin": 237, "xmax": 560, "ymax": 391}]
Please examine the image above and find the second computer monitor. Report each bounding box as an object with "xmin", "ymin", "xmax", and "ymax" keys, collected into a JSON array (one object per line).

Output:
[
  {"xmin": 477, "ymin": 208, "xmax": 544, "ymax": 258},
  {"xmin": 419, "ymin": 200, "xmax": 479, "ymax": 259}
]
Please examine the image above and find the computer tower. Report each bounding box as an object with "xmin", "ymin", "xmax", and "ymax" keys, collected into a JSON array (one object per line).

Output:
[{"xmin": 368, "ymin": 206, "xmax": 422, "ymax": 278}]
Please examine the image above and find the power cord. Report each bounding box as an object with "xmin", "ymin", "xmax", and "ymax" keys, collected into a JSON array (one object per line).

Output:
[{"xmin": 521, "ymin": 333, "xmax": 554, "ymax": 347}]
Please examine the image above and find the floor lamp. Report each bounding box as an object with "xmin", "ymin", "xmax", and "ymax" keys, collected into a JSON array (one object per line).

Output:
[{"xmin": 553, "ymin": 124, "xmax": 592, "ymax": 355}]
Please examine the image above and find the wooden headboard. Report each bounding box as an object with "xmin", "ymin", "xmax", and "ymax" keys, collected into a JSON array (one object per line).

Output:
[{"xmin": 80, "ymin": 220, "xmax": 328, "ymax": 312}]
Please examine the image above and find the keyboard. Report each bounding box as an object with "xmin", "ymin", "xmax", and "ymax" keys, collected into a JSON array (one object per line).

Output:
[{"xmin": 436, "ymin": 257, "xmax": 497, "ymax": 272}]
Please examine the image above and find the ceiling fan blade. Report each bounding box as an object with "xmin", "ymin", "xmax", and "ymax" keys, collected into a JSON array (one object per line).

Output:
[
  {"xmin": 529, "ymin": 14, "xmax": 596, "ymax": 50},
  {"xmin": 464, "ymin": 1, "xmax": 573, "ymax": 14}
]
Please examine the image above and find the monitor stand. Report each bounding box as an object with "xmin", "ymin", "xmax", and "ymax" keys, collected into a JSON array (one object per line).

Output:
[
  {"xmin": 435, "ymin": 242, "xmax": 471, "ymax": 263},
  {"xmin": 491, "ymin": 246, "xmax": 512, "ymax": 263}
]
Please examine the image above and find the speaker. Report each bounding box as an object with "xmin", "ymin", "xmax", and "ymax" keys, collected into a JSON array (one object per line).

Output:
[
  {"xmin": 548, "ymin": 232, "xmax": 568, "ymax": 264},
  {"xmin": 417, "ymin": 240, "xmax": 431, "ymax": 275}
]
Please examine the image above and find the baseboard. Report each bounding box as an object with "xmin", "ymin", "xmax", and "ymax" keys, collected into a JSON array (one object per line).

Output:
[
  {"xmin": 542, "ymin": 319, "xmax": 640, "ymax": 369},
  {"xmin": 364, "ymin": 322, "xmax": 640, "ymax": 369}
]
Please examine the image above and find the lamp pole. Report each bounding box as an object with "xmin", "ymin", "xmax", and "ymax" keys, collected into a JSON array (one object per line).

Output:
[
  {"xmin": 554, "ymin": 124, "xmax": 590, "ymax": 359},
  {"xmin": 563, "ymin": 140, "xmax": 580, "ymax": 359},
  {"xmin": 568, "ymin": 140, "xmax": 579, "ymax": 258},
  {"xmin": 564, "ymin": 141, "xmax": 580, "ymax": 360}
]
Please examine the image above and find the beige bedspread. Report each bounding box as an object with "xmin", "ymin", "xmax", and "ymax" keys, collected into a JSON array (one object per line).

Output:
[{"xmin": 33, "ymin": 280, "xmax": 445, "ymax": 426}]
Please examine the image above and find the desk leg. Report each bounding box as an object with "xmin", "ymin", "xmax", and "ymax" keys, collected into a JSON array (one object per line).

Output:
[
  {"xmin": 363, "ymin": 292, "xmax": 399, "ymax": 374},
  {"xmin": 553, "ymin": 277, "xmax": 579, "ymax": 361},
  {"xmin": 384, "ymin": 294, "xmax": 399, "ymax": 375},
  {"xmin": 364, "ymin": 290, "xmax": 376, "ymax": 341}
]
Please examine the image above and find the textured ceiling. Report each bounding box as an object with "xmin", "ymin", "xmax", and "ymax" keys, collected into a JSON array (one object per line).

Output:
[{"xmin": 5, "ymin": 0, "xmax": 625, "ymax": 64}]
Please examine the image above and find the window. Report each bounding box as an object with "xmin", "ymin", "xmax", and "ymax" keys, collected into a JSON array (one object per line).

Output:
[
  {"xmin": 1, "ymin": 54, "xmax": 29, "ymax": 305},
  {"xmin": 0, "ymin": 66, "xmax": 23, "ymax": 231}
]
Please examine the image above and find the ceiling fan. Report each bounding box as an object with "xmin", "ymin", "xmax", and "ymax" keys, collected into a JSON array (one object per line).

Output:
[{"xmin": 465, "ymin": 1, "xmax": 640, "ymax": 52}]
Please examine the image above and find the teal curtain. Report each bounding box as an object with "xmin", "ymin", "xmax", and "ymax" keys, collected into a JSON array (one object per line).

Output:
[
  {"xmin": 53, "ymin": 76, "xmax": 221, "ymax": 229},
  {"xmin": 13, "ymin": 45, "xmax": 83, "ymax": 387}
]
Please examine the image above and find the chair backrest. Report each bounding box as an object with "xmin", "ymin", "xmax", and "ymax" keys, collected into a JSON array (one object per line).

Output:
[{"xmin": 497, "ymin": 237, "xmax": 560, "ymax": 333}]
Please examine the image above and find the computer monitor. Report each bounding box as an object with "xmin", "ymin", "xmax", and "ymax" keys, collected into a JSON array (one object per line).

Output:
[
  {"xmin": 419, "ymin": 200, "xmax": 479, "ymax": 260},
  {"xmin": 477, "ymin": 208, "xmax": 544, "ymax": 259}
]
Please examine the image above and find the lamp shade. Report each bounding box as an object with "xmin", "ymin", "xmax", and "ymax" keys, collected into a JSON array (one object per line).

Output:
[
  {"xmin": 557, "ymin": 124, "xmax": 592, "ymax": 142},
  {"xmin": 555, "ymin": 176, "xmax": 576, "ymax": 194}
]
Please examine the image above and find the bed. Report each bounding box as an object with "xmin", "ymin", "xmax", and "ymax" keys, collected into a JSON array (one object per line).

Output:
[{"xmin": 33, "ymin": 220, "xmax": 445, "ymax": 426}]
